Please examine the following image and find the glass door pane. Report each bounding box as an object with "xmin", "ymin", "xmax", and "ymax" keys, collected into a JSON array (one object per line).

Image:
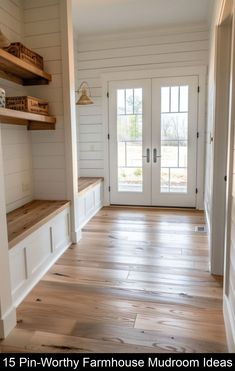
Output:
[
  {"xmin": 160, "ymin": 86, "xmax": 189, "ymax": 193},
  {"xmin": 117, "ymin": 88, "xmax": 143, "ymax": 192}
]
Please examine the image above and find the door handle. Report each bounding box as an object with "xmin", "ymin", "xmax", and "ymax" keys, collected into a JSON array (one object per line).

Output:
[
  {"xmin": 153, "ymin": 148, "xmax": 161, "ymax": 163},
  {"xmin": 143, "ymin": 148, "xmax": 150, "ymax": 163}
]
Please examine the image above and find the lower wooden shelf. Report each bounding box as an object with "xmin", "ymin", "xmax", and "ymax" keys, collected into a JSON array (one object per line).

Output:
[{"xmin": 0, "ymin": 107, "xmax": 56, "ymax": 130}]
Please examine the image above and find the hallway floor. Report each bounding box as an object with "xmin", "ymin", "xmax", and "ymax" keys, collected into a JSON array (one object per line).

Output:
[{"xmin": 0, "ymin": 207, "xmax": 227, "ymax": 353}]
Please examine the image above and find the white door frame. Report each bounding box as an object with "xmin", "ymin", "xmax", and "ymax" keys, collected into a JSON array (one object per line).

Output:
[{"xmin": 102, "ymin": 66, "xmax": 207, "ymax": 209}]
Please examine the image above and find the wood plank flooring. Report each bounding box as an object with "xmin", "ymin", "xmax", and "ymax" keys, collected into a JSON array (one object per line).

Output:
[{"xmin": 0, "ymin": 207, "xmax": 227, "ymax": 353}]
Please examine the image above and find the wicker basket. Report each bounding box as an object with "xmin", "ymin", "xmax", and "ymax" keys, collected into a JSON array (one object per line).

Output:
[
  {"xmin": 0, "ymin": 88, "xmax": 5, "ymax": 108},
  {"xmin": 4, "ymin": 42, "xmax": 44, "ymax": 70},
  {"xmin": 6, "ymin": 96, "xmax": 49, "ymax": 115}
]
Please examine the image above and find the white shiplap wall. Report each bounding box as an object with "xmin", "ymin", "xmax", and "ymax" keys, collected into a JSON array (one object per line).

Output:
[
  {"xmin": 75, "ymin": 24, "xmax": 209, "ymax": 177},
  {"xmin": 23, "ymin": 0, "xmax": 67, "ymax": 200},
  {"xmin": 74, "ymin": 30, "xmax": 80, "ymax": 173},
  {"xmin": 0, "ymin": 0, "xmax": 33, "ymax": 212}
]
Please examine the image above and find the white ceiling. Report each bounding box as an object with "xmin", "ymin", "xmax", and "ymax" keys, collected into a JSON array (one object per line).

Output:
[{"xmin": 72, "ymin": 0, "xmax": 214, "ymax": 36}]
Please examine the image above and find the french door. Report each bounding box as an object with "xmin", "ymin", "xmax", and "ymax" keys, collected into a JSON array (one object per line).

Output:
[
  {"xmin": 109, "ymin": 76, "xmax": 198, "ymax": 207},
  {"xmin": 109, "ymin": 80, "xmax": 152, "ymax": 205}
]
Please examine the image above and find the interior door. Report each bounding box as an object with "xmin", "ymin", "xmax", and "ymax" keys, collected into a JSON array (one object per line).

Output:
[
  {"xmin": 152, "ymin": 76, "xmax": 198, "ymax": 207},
  {"xmin": 109, "ymin": 79, "xmax": 151, "ymax": 205}
]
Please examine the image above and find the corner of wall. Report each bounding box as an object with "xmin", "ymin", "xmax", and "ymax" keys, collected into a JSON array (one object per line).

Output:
[
  {"xmin": 0, "ymin": 306, "xmax": 16, "ymax": 340},
  {"xmin": 224, "ymin": 295, "xmax": 235, "ymax": 352}
]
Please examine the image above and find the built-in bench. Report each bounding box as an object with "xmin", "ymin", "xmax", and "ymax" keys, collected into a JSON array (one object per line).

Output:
[
  {"xmin": 7, "ymin": 200, "xmax": 71, "ymax": 306},
  {"xmin": 7, "ymin": 177, "xmax": 103, "ymax": 306},
  {"xmin": 77, "ymin": 177, "xmax": 104, "ymax": 228},
  {"xmin": 7, "ymin": 200, "xmax": 70, "ymax": 249}
]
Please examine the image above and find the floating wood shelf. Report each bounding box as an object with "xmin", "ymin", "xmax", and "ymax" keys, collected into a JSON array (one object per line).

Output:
[
  {"xmin": 0, "ymin": 107, "xmax": 56, "ymax": 130},
  {"xmin": 0, "ymin": 48, "xmax": 51, "ymax": 85}
]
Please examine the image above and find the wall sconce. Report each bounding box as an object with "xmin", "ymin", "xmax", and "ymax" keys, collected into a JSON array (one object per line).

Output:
[{"xmin": 76, "ymin": 81, "xmax": 94, "ymax": 105}]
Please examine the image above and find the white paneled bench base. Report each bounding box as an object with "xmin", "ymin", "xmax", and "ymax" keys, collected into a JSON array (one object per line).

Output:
[
  {"xmin": 7, "ymin": 200, "xmax": 71, "ymax": 306},
  {"xmin": 77, "ymin": 177, "xmax": 104, "ymax": 229}
]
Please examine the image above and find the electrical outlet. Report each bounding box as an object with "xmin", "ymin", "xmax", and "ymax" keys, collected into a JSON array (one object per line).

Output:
[{"xmin": 22, "ymin": 182, "xmax": 30, "ymax": 192}]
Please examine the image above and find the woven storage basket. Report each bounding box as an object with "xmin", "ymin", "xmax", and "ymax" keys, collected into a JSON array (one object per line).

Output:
[
  {"xmin": 6, "ymin": 96, "xmax": 49, "ymax": 115},
  {"xmin": 4, "ymin": 42, "xmax": 43, "ymax": 70}
]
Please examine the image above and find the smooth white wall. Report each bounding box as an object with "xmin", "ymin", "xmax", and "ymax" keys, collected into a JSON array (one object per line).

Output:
[
  {"xmin": 204, "ymin": 0, "xmax": 223, "ymax": 264},
  {"xmin": 223, "ymin": 0, "xmax": 235, "ymax": 353},
  {"xmin": 75, "ymin": 24, "xmax": 209, "ymax": 177},
  {"xmin": 0, "ymin": 0, "xmax": 34, "ymax": 212},
  {"xmin": 205, "ymin": 0, "xmax": 235, "ymax": 351}
]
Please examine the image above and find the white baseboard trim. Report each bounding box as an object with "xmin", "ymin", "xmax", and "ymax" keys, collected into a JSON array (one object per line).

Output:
[
  {"xmin": 224, "ymin": 295, "xmax": 235, "ymax": 352},
  {"xmin": 0, "ymin": 306, "xmax": 16, "ymax": 339},
  {"xmin": 72, "ymin": 229, "xmax": 82, "ymax": 243}
]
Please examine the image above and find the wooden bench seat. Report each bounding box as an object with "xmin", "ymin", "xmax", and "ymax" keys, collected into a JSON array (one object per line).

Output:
[
  {"xmin": 78, "ymin": 177, "xmax": 104, "ymax": 195},
  {"xmin": 7, "ymin": 200, "xmax": 70, "ymax": 249}
]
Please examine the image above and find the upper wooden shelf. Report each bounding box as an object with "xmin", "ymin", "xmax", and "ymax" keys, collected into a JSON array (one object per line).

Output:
[
  {"xmin": 0, "ymin": 48, "xmax": 51, "ymax": 85},
  {"xmin": 0, "ymin": 107, "xmax": 56, "ymax": 130}
]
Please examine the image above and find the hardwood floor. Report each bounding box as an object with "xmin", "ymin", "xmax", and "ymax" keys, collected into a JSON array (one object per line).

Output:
[{"xmin": 0, "ymin": 207, "xmax": 227, "ymax": 353}]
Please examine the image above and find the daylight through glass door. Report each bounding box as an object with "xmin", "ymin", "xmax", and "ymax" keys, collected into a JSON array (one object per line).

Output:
[
  {"xmin": 160, "ymin": 86, "xmax": 189, "ymax": 193},
  {"xmin": 117, "ymin": 88, "xmax": 143, "ymax": 192}
]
